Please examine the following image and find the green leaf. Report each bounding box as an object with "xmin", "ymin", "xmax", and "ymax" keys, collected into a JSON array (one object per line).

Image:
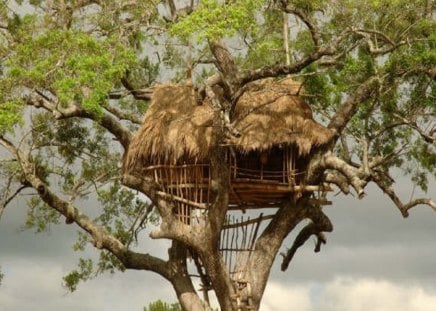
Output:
[
  {"xmin": 63, "ymin": 258, "xmax": 94, "ymax": 292},
  {"xmin": 170, "ymin": 0, "xmax": 264, "ymax": 42},
  {"xmin": 0, "ymin": 101, "xmax": 23, "ymax": 134},
  {"xmin": 6, "ymin": 30, "xmax": 137, "ymax": 117}
]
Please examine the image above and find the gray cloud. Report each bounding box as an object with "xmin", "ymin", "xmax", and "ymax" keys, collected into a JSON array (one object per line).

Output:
[
  {"xmin": 262, "ymin": 278, "xmax": 436, "ymax": 311},
  {"xmin": 0, "ymin": 259, "xmax": 176, "ymax": 311}
]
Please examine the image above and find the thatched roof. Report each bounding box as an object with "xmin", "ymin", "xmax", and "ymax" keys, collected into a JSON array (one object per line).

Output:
[{"xmin": 123, "ymin": 78, "xmax": 334, "ymax": 170}]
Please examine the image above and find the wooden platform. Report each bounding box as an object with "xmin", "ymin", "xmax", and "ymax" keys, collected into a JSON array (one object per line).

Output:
[
  {"xmin": 230, "ymin": 179, "xmax": 331, "ymax": 206},
  {"xmin": 156, "ymin": 178, "xmax": 331, "ymax": 209},
  {"xmin": 147, "ymin": 163, "xmax": 332, "ymax": 216}
]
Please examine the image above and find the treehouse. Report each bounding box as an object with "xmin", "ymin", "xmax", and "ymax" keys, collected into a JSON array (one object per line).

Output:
[
  {"xmin": 123, "ymin": 78, "xmax": 334, "ymax": 302},
  {"xmin": 122, "ymin": 78, "xmax": 334, "ymax": 222}
]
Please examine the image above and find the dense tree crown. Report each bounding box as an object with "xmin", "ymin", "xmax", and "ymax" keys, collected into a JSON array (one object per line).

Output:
[{"xmin": 0, "ymin": 0, "xmax": 434, "ymax": 310}]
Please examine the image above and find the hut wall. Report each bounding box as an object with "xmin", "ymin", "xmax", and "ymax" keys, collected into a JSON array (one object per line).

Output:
[
  {"xmin": 231, "ymin": 144, "xmax": 303, "ymax": 184},
  {"xmin": 145, "ymin": 161, "xmax": 211, "ymax": 224}
]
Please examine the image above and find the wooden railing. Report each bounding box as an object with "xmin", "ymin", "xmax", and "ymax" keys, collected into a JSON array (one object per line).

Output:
[{"xmin": 143, "ymin": 163, "xmax": 309, "ymax": 223}]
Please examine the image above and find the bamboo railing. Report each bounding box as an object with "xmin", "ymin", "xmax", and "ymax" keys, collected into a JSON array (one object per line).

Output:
[{"xmin": 220, "ymin": 214, "xmax": 267, "ymax": 282}]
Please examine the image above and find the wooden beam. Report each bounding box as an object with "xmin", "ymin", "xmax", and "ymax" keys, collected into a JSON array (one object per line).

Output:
[
  {"xmin": 223, "ymin": 214, "xmax": 274, "ymax": 229},
  {"xmin": 232, "ymin": 181, "xmax": 333, "ymax": 192},
  {"xmin": 156, "ymin": 191, "xmax": 207, "ymax": 209}
]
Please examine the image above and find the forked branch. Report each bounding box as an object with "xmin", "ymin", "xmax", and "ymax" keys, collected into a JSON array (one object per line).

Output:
[
  {"xmin": 26, "ymin": 93, "xmax": 132, "ymax": 149},
  {"xmin": 280, "ymin": 1, "xmax": 321, "ymax": 47},
  {"xmin": 372, "ymin": 173, "xmax": 436, "ymax": 217},
  {"xmin": 0, "ymin": 184, "xmax": 29, "ymax": 218}
]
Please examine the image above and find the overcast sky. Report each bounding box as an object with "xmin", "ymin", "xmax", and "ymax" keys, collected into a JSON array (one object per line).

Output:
[{"xmin": 1, "ymin": 173, "xmax": 435, "ymax": 310}]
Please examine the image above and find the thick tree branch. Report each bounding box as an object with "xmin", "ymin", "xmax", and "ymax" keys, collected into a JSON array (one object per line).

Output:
[
  {"xmin": 124, "ymin": 165, "xmax": 235, "ymax": 310},
  {"xmin": 240, "ymin": 47, "xmax": 335, "ymax": 85},
  {"xmin": 1, "ymin": 138, "xmax": 169, "ymax": 277},
  {"xmin": 242, "ymin": 200, "xmax": 308, "ymax": 307},
  {"xmin": 104, "ymin": 104, "xmax": 142, "ymax": 125},
  {"xmin": 324, "ymin": 172, "xmax": 350, "ymax": 194},
  {"xmin": 119, "ymin": 76, "xmax": 153, "ymax": 101},
  {"xmin": 327, "ymin": 76, "xmax": 380, "ymax": 137},
  {"xmin": 0, "ymin": 136, "xmax": 18, "ymax": 157},
  {"xmin": 209, "ymin": 40, "xmax": 240, "ymax": 97},
  {"xmin": 322, "ymin": 152, "xmax": 367, "ymax": 198},
  {"xmin": 168, "ymin": 242, "xmax": 206, "ymax": 311}
]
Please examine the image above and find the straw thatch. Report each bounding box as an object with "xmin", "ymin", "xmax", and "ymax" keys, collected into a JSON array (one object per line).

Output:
[{"xmin": 123, "ymin": 78, "xmax": 334, "ymax": 171}]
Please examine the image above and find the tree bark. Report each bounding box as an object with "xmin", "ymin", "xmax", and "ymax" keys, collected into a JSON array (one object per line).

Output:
[
  {"xmin": 169, "ymin": 242, "xmax": 206, "ymax": 311},
  {"xmin": 246, "ymin": 201, "xmax": 308, "ymax": 308}
]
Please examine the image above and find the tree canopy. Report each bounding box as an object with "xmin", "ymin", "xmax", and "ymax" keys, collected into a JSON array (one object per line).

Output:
[{"xmin": 0, "ymin": 0, "xmax": 434, "ymax": 310}]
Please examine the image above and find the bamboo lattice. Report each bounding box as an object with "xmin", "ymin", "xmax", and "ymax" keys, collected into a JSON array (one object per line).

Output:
[
  {"xmin": 146, "ymin": 163, "xmax": 211, "ymax": 224},
  {"xmin": 220, "ymin": 214, "xmax": 265, "ymax": 282}
]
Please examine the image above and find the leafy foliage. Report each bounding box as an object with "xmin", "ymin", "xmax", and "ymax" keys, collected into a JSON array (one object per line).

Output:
[
  {"xmin": 0, "ymin": 101, "xmax": 23, "ymax": 135},
  {"xmin": 24, "ymin": 197, "xmax": 61, "ymax": 233},
  {"xmin": 6, "ymin": 30, "xmax": 136, "ymax": 117},
  {"xmin": 63, "ymin": 258, "xmax": 93, "ymax": 292},
  {"xmin": 143, "ymin": 300, "xmax": 182, "ymax": 311},
  {"xmin": 170, "ymin": 0, "xmax": 265, "ymax": 42}
]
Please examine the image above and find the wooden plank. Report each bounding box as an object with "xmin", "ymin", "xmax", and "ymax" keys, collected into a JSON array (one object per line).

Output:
[
  {"xmin": 145, "ymin": 163, "xmax": 209, "ymax": 170},
  {"xmin": 233, "ymin": 182, "xmax": 333, "ymax": 192},
  {"xmin": 228, "ymin": 203, "xmax": 282, "ymax": 210},
  {"xmin": 166, "ymin": 183, "xmax": 210, "ymax": 189},
  {"xmin": 156, "ymin": 191, "xmax": 207, "ymax": 209}
]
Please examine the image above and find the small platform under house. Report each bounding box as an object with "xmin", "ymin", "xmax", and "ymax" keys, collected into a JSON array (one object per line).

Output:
[{"xmin": 123, "ymin": 78, "xmax": 335, "ymax": 307}]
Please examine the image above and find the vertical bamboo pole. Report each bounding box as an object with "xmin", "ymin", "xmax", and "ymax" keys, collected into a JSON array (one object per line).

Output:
[
  {"xmin": 233, "ymin": 153, "xmax": 237, "ymax": 179},
  {"xmin": 260, "ymin": 161, "xmax": 263, "ymax": 181},
  {"xmin": 154, "ymin": 168, "xmax": 159, "ymax": 184},
  {"xmin": 199, "ymin": 165, "xmax": 204, "ymax": 205},
  {"xmin": 282, "ymin": 147, "xmax": 285, "ymax": 183},
  {"xmin": 207, "ymin": 164, "xmax": 211, "ymax": 207},
  {"xmin": 239, "ymin": 216, "xmax": 248, "ymax": 279},
  {"xmin": 176, "ymin": 167, "xmax": 183, "ymax": 223},
  {"xmin": 229, "ymin": 217, "xmax": 236, "ymax": 278},
  {"xmin": 184, "ymin": 165, "xmax": 189, "ymax": 224},
  {"xmin": 225, "ymin": 218, "xmax": 230, "ymax": 272},
  {"xmin": 194, "ymin": 165, "xmax": 198, "ymax": 205}
]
